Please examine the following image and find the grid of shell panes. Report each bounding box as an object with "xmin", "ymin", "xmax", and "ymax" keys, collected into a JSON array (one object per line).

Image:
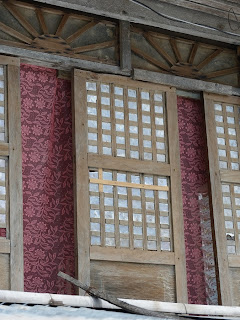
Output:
[
  {"xmin": 222, "ymin": 183, "xmax": 240, "ymax": 255},
  {"xmin": 0, "ymin": 158, "xmax": 7, "ymax": 232},
  {"xmin": 0, "ymin": 65, "xmax": 5, "ymax": 142},
  {"xmin": 214, "ymin": 103, "xmax": 240, "ymax": 171},
  {"xmin": 86, "ymin": 81, "xmax": 167, "ymax": 162},
  {"xmin": 89, "ymin": 169, "xmax": 172, "ymax": 251}
]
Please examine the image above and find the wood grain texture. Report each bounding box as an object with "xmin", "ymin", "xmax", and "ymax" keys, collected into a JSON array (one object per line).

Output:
[
  {"xmin": 0, "ymin": 254, "xmax": 10, "ymax": 290},
  {"xmin": 72, "ymin": 70, "xmax": 90, "ymax": 295},
  {"xmin": 204, "ymin": 93, "xmax": 232, "ymax": 306},
  {"xmin": 120, "ymin": 21, "xmax": 131, "ymax": 71},
  {"xmin": 0, "ymin": 239, "xmax": 10, "ymax": 254},
  {"xmin": 90, "ymin": 246, "xmax": 175, "ymax": 265},
  {"xmin": 90, "ymin": 260, "xmax": 176, "ymax": 302},
  {"xmin": 166, "ymin": 90, "xmax": 188, "ymax": 303},
  {"xmin": 229, "ymin": 268, "xmax": 240, "ymax": 306},
  {"xmin": 7, "ymin": 63, "xmax": 24, "ymax": 291}
]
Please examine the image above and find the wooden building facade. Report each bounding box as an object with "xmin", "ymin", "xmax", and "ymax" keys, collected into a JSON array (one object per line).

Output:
[{"xmin": 0, "ymin": 0, "xmax": 240, "ymax": 307}]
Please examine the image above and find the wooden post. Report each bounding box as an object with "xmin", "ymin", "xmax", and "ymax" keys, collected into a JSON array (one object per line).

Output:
[{"xmin": 119, "ymin": 21, "xmax": 131, "ymax": 72}]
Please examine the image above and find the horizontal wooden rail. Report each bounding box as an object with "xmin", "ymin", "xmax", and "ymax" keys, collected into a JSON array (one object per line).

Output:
[{"xmin": 90, "ymin": 246, "xmax": 175, "ymax": 265}]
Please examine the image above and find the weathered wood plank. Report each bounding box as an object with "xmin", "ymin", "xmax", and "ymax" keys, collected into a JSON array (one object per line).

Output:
[
  {"xmin": 204, "ymin": 93, "xmax": 232, "ymax": 306},
  {"xmin": 72, "ymin": 70, "xmax": 90, "ymax": 295},
  {"xmin": 88, "ymin": 154, "xmax": 171, "ymax": 175},
  {"xmin": 90, "ymin": 246, "xmax": 175, "ymax": 265},
  {"xmin": 166, "ymin": 90, "xmax": 187, "ymax": 303},
  {"xmin": 119, "ymin": 21, "xmax": 131, "ymax": 71},
  {"xmin": 8, "ymin": 63, "xmax": 24, "ymax": 291}
]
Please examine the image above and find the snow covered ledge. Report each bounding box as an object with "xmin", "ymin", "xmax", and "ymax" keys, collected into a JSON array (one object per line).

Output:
[{"xmin": 0, "ymin": 290, "xmax": 240, "ymax": 317}]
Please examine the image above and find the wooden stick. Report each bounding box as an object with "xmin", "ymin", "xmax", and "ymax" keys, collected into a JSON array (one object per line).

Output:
[{"xmin": 58, "ymin": 271, "xmax": 175, "ymax": 318}]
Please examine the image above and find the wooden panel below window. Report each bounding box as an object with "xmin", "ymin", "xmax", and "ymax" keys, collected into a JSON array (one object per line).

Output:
[
  {"xmin": 230, "ymin": 268, "xmax": 240, "ymax": 306},
  {"xmin": 0, "ymin": 253, "xmax": 10, "ymax": 290},
  {"xmin": 90, "ymin": 260, "xmax": 176, "ymax": 301}
]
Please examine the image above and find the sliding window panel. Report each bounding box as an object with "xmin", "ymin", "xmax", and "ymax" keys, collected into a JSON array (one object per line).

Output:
[
  {"xmin": 73, "ymin": 70, "xmax": 187, "ymax": 302},
  {"xmin": 0, "ymin": 55, "xmax": 23, "ymax": 291},
  {"xmin": 204, "ymin": 93, "xmax": 240, "ymax": 306}
]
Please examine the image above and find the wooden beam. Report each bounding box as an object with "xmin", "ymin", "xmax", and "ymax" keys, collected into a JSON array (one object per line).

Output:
[
  {"xmin": 66, "ymin": 20, "xmax": 98, "ymax": 44},
  {"xmin": 133, "ymin": 68, "xmax": 240, "ymax": 96},
  {"xmin": 88, "ymin": 154, "xmax": 171, "ymax": 176},
  {"xmin": 119, "ymin": 20, "xmax": 131, "ymax": 71},
  {"xmin": 188, "ymin": 42, "xmax": 198, "ymax": 65},
  {"xmin": 131, "ymin": 46, "xmax": 170, "ymax": 72},
  {"xmin": 205, "ymin": 67, "xmax": 239, "ymax": 79},
  {"xmin": 73, "ymin": 40, "xmax": 116, "ymax": 54},
  {"xmin": 72, "ymin": 70, "xmax": 90, "ymax": 295},
  {"xmin": 3, "ymin": 2, "xmax": 39, "ymax": 38},
  {"xmin": 0, "ymin": 22, "xmax": 32, "ymax": 44},
  {"xmin": 90, "ymin": 246, "xmax": 175, "ymax": 265},
  {"xmin": 169, "ymin": 39, "xmax": 182, "ymax": 63},
  {"xmin": 220, "ymin": 171, "xmax": 240, "ymax": 184},
  {"xmin": 0, "ymin": 44, "xmax": 131, "ymax": 75},
  {"xmin": 196, "ymin": 48, "xmax": 223, "ymax": 71},
  {"xmin": 55, "ymin": 13, "xmax": 69, "ymax": 36},
  {"xmin": 0, "ymin": 239, "xmax": 10, "ymax": 254},
  {"xmin": 228, "ymin": 255, "xmax": 240, "ymax": 268},
  {"xmin": 144, "ymin": 33, "xmax": 175, "ymax": 66},
  {"xmin": 35, "ymin": 8, "xmax": 48, "ymax": 34},
  {"xmin": 7, "ymin": 62, "xmax": 24, "ymax": 291}
]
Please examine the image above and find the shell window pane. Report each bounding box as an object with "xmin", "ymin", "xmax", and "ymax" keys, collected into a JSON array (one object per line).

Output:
[
  {"xmin": 115, "ymin": 99, "xmax": 123, "ymax": 107},
  {"xmin": 119, "ymin": 225, "xmax": 129, "ymax": 234},
  {"xmin": 144, "ymin": 176, "xmax": 153, "ymax": 185},
  {"xmin": 117, "ymin": 149, "xmax": 126, "ymax": 157},
  {"xmin": 101, "ymin": 84, "xmax": 109, "ymax": 93},
  {"xmin": 227, "ymin": 117, "xmax": 235, "ymax": 124},
  {"xmin": 227, "ymin": 246, "xmax": 236, "ymax": 254},
  {"xmin": 116, "ymin": 136, "xmax": 125, "ymax": 144},
  {"xmin": 230, "ymin": 151, "xmax": 238, "ymax": 159},
  {"xmin": 157, "ymin": 154, "xmax": 166, "ymax": 162},
  {"xmin": 128, "ymin": 89, "xmax": 136, "ymax": 97},
  {"xmin": 161, "ymin": 242, "xmax": 171, "ymax": 251},
  {"xmin": 105, "ymin": 224, "xmax": 115, "ymax": 232},
  {"xmin": 88, "ymin": 133, "xmax": 98, "ymax": 141},
  {"xmin": 133, "ymin": 213, "xmax": 142, "ymax": 222},
  {"xmin": 219, "ymin": 161, "xmax": 227, "ymax": 169},
  {"xmin": 158, "ymin": 191, "xmax": 168, "ymax": 199},
  {"xmin": 143, "ymin": 140, "xmax": 152, "ymax": 148},
  {"xmin": 145, "ymin": 190, "xmax": 154, "ymax": 198},
  {"xmin": 103, "ymin": 185, "xmax": 113, "ymax": 193},
  {"xmin": 214, "ymin": 104, "xmax": 222, "ymax": 111},
  {"xmin": 90, "ymin": 210, "xmax": 100, "ymax": 218},
  {"xmin": 144, "ymin": 152, "xmax": 152, "ymax": 160},
  {"xmin": 224, "ymin": 209, "xmax": 232, "ymax": 216},
  {"xmin": 218, "ymin": 149, "xmax": 226, "ymax": 157},
  {"xmin": 133, "ymin": 226, "xmax": 143, "ymax": 235},
  {"xmin": 229, "ymin": 140, "xmax": 237, "ymax": 147},
  {"xmin": 129, "ymin": 113, "xmax": 137, "ymax": 121},
  {"xmin": 87, "ymin": 95, "xmax": 97, "ymax": 103},
  {"xmin": 216, "ymin": 126, "xmax": 224, "ymax": 134},
  {"xmin": 146, "ymin": 215, "xmax": 155, "ymax": 223},
  {"xmin": 143, "ymin": 128, "xmax": 151, "ymax": 135},
  {"xmin": 130, "ymin": 138, "xmax": 138, "ymax": 146},
  {"xmin": 118, "ymin": 199, "xmax": 128, "ymax": 208},
  {"xmin": 0, "ymin": 214, "xmax": 5, "ymax": 224},
  {"xmin": 105, "ymin": 211, "xmax": 114, "ymax": 219},
  {"xmin": 103, "ymin": 171, "xmax": 112, "ymax": 180},
  {"xmin": 223, "ymin": 197, "xmax": 231, "ymax": 205},
  {"xmin": 101, "ymin": 97, "xmax": 110, "ymax": 105},
  {"xmin": 116, "ymin": 124, "xmax": 124, "ymax": 132},
  {"xmin": 134, "ymin": 239, "xmax": 143, "ymax": 248},
  {"xmin": 120, "ymin": 239, "xmax": 129, "ymax": 247},
  {"xmin": 215, "ymin": 115, "xmax": 223, "ymax": 122},
  {"xmin": 105, "ymin": 238, "xmax": 115, "ymax": 246},
  {"xmin": 225, "ymin": 221, "xmax": 233, "ymax": 229},
  {"xmin": 228, "ymin": 128, "xmax": 236, "ymax": 136},
  {"xmin": 89, "ymin": 183, "xmax": 99, "ymax": 192},
  {"xmin": 156, "ymin": 130, "xmax": 164, "ymax": 137},
  {"xmin": 154, "ymin": 93, "xmax": 162, "ymax": 101},
  {"xmin": 142, "ymin": 104, "xmax": 150, "ymax": 112},
  {"xmin": 161, "ymin": 229, "xmax": 170, "ymax": 237},
  {"xmin": 217, "ymin": 138, "xmax": 225, "ymax": 145},
  {"xmin": 155, "ymin": 106, "xmax": 163, "ymax": 113},
  {"xmin": 141, "ymin": 91, "xmax": 150, "ymax": 100},
  {"xmin": 156, "ymin": 142, "xmax": 165, "ymax": 150},
  {"xmin": 102, "ymin": 122, "xmax": 111, "ymax": 130},
  {"xmin": 89, "ymin": 171, "xmax": 98, "ymax": 179},
  {"xmin": 234, "ymin": 186, "xmax": 240, "ymax": 194},
  {"xmin": 131, "ymin": 175, "xmax": 140, "ymax": 184},
  {"xmin": 119, "ymin": 212, "xmax": 128, "ymax": 220},
  {"xmin": 148, "ymin": 241, "xmax": 157, "ymax": 250},
  {"xmin": 130, "ymin": 151, "xmax": 139, "ymax": 159},
  {"xmin": 155, "ymin": 117, "xmax": 164, "ymax": 125},
  {"xmin": 146, "ymin": 202, "xmax": 154, "ymax": 210},
  {"xmin": 91, "ymin": 222, "xmax": 100, "ymax": 232},
  {"xmin": 231, "ymin": 163, "xmax": 239, "ymax": 170},
  {"xmin": 88, "ymin": 145, "xmax": 98, "ymax": 153},
  {"xmin": 235, "ymin": 198, "xmax": 240, "ymax": 206},
  {"xmin": 115, "ymin": 111, "xmax": 124, "ymax": 119},
  {"xmin": 117, "ymin": 173, "xmax": 127, "ymax": 182},
  {"xmin": 142, "ymin": 115, "xmax": 151, "ymax": 124},
  {"xmin": 102, "ymin": 109, "xmax": 110, "ymax": 117},
  {"xmin": 160, "ymin": 216, "xmax": 169, "ymax": 224},
  {"xmin": 86, "ymin": 82, "xmax": 97, "ymax": 90},
  {"xmin": 226, "ymin": 105, "xmax": 234, "ymax": 112},
  {"xmin": 147, "ymin": 227, "xmax": 156, "ymax": 236},
  {"xmin": 132, "ymin": 188, "xmax": 141, "ymax": 196},
  {"xmin": 91, "ymin": 236, "xmax": 100, "ymax": 245},
  {"xmin": 87, "ymin": 107, "xmax": 97, "ymax": 115},
  {"xmin": 88, "ymin": 120, "xmax": 97, "ymax": 128},
  {"xmin": 132, "ymin": 200, "xmax": 142, "ymax": 209},
  {"xmin": 129, "ymin": 126, "xmax": 138, "ymax": 133},
  {"xmin": 114, "ymin": 87, "xmax": 123, "ymax": 95},
  {"xmin": 128, "ymin": 101, "xmax": 137, "ymax": 109},
  {"xmin": 222, "ymin": 184, "xmax": 230, "ymax": 192},
  {"xmin": 158, "ymin": 178, "xmax": 168, "ymax": 186}
]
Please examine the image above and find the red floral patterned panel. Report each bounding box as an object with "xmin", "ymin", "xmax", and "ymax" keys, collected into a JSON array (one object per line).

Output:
[
  {"xmin": 21, "ymin": 64, "xmax": 75, "ymax": 294},
  {"xmin": 177, "ymin": 96, "xmax": 218, "ymax": 305}
]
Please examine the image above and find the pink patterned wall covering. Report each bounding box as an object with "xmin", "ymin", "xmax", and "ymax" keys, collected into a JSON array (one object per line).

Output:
[
  {"xmin": 177, "ymin": 96, "xmax": 217, "ymax": 304},
  {"xmin": 0, "ymin": 228, "xmax": 6, "ymax": 237},
  {"xmin": 20, "ymin": 64, "xmax": 75, "ymax": 294}
]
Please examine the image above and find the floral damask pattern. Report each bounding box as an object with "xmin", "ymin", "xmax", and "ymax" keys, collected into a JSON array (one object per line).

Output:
[
  {"xmin": 177, "ymin": 97, "xmax": 217, "ymax": 304},
  {"xmin": 21, "ymin": 64, "xmax": 75, "ymax": 294}
]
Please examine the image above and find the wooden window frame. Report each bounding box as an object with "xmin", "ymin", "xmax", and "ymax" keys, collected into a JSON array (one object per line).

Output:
[
  {"xmin": 72, "ymin": 69, "xmax": 188, "ymax": 302},
  {"xmin": 0, "ymin": 55, "xmax": 23, "ymax": 291}
]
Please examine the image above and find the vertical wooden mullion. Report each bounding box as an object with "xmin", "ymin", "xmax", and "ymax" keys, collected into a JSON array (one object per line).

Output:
[
  {"xmin": 140, "ymin": 174, "xmax": 147, "ymax": 250},
  {"xmin": 230, "ymin": 184, "xmax": 240, "ymax": 255},
  {"xmin": 113, "ymin": 170, "xmax": 120, "ymax": 248},
  {"xmin": 150, "ymin": 90, "xmax": 157, "ymax": 163},
  {"xmin": 154, "ymin": 175, "xmax": 161, "ymax": 251},
  {"xmin": 204, "ymin": 93, "xmax": 232, "ymax": 306},
  {"xmin": 166, "ymin": 89, "xmax": 187, "ymax": 303},
  {"xmin": 97, "ymin": 82, "xmax": 102, "ymax": 155},
  {"xmin": 127, "ymin": 172, "xmax": 133, "ymax": 249},
  {"xmin": 234, "ymin": 105, "xmax": 240, "ymax": 164},
  {"xmin": 72, "ymin": 70, "xmax": 90, "ymax": 294},
  {"xmin": 110, "ymin": 84, "xmax": 116, "ymax": 157},
  {"xmin": 124, "ymin": 86, "xmax": 130, "ymax": 158},
  {"xmin": 137, "ymin": 88, "xmax": 143, "ymax": 161},
  {"xmin": 8, "ymin": 62, "xmax": 24, "ymax": 291},
  {"xmin": 222, "ymin": 103, "xmax": 231, "ymax": 170}
]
